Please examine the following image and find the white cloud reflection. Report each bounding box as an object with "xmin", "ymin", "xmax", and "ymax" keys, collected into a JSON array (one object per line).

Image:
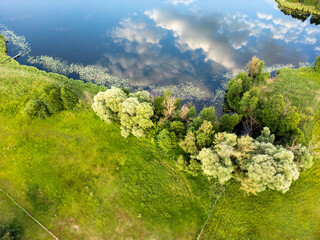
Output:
[{"xmin": 169, "ymin": 0, "xmax": 196, "ymax": 6}]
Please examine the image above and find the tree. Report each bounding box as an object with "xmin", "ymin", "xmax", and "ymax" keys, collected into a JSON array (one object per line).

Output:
[
  {"xmin": 135, "ymin": 91, "xmax": 152, "ymax": 103},
  {"xmin": 219, "ymin": 114, "xmax": 242, "ymax": 133},
  {"xmin": 163, "ymin": 91, "xmax": 177, "ymax": 120},
  {"xmin": 170, "ymin": 121, "xmax": 186, "ymax": 138},
  {"xmin": 239, "ymin": 87, "xmax": 260, "ymax": 130},
  {"xmin": 197, "ymin": 147, "xmax": 234, "ymax": 184},
  {"xmin": 187, "ymin": 106, "xmax": 197, "ymax": 120},
  {"xmin": 199, "ymin": 107, "xmax": 217, "ymax": 123},
  {"xmin": 157, "ymin": 129, "xmax": 175, "ymax": 153},
  {"xmin": 179, "ymin": 103, "xmax": 191, "ymax": 121},
  {"xmin": 121, "ymin": 100, "xmax": 154, "ymax": 138},
  {"xmin": 195, "ymin": 128, "xmax": 308, "ymax": 195},
  {"xmin": 196, "ymin": 120, "xmax": 214, "ymax": 148},
  {"xmin": 261, "ymin": 94, "xmax": 285, "ymax": 132},
  {"xmin": 293, "ymin": 145, "xmax": 314, "ymax": 170},
  {"xmin": 314, "ymin": 55, "xmax": 320, "ymax": 72},
  {"xmin": 247, "ymin": 56, "xmax": 264, "ymax": 79},
  {"xmin": 153, "ymin": 96, "xmax": 165, "ymax": 118},
  {"xmin": 226, "ymin": 77, "xmax": 243, "ymax": 110},
  {"xmin": 256, "ymin": 127, "xmax": 275, "ymax": 143},
  {"xmin": 61, "ymin": 87, "xmax": 78, "ymax": 110},
  {"xmin": 179, "ymin": 131, "xmax": 198, "ymax": 155},
  {"xmin": 23, "ymin": 98, "xmax": 50, "ymax": 119},
  {"xmin": 0, "ymin": 224, "xmax": 21, "ymax": 240},
  {"xmin": 92, "ymin": 87, "xmax": 127, "ymax": 123},
  {"xmin": 41, "ymin": 88, "xmax": 64, "ymax": 114}
]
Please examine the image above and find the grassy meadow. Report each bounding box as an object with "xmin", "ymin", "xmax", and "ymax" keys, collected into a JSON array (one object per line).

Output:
[{"xmin": 0, "ymin": 50, "xmax": 217, "ymax": 239}]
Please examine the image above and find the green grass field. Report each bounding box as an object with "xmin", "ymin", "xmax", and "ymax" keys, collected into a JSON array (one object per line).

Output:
[{"xmin": 0, "ymin": 56, "xmax": 217, "ymax": 239}]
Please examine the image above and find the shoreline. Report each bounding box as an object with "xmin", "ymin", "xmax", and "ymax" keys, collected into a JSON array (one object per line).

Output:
[{"xmin": 275, "ymin": 0, "xmax": 320, "ymax": 16}]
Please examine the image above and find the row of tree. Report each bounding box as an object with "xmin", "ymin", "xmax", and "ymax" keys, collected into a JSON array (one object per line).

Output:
[
  {"xmin": 23, "ymin": 84, "xmax": 78, "ymax": 119},
  {"xmin": 91, "ymin": 57, "xmax": 315, "ymax": 194}
]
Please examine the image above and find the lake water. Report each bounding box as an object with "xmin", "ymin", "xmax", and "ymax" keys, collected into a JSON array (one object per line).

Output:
[{"xmin": 1, "ymin": 0, "xmax": 320, "ymax": 109}]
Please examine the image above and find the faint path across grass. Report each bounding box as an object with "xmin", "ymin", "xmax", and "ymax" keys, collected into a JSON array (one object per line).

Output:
[
  {"xmin": 0, "ymin": 188, "xmax": 59, "ymax": 240},
  {"xmin": 196, "ymin": 183, "xmax": 228, "ymax": 240}
]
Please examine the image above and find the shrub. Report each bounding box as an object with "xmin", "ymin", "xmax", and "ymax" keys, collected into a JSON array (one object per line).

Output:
[
  {"xmin": 314, "ymin": 55, "xmax": 320, "ymax": 72},
  {"xmin": 0, "ymin": 224, "xmax": 21, "ymax": 240},
  {"xmin": 196, "ymin": 128, "xmax": 311, "ymax": 195},
  {"xmin": 61, "ymin": 87, "xmax": 78, "ymax": 110},
  {"xmin": 23, "ymin": 98, "xmax": 50, "ymax": 119}
]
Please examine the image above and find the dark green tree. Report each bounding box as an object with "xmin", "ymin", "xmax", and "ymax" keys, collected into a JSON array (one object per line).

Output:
[
  {"xmin": 314, "ymin": 55, "xmax": 320, "ymax": 72},
  {"xmin": 219, "ymin": 114, "xmax": 242, "ymax": 133},
  {"xmin": 187, "ymin": 106, "xmax": 197, "ymax": 120},
  {"xmin": 23, "ymin": 98, "xmax": 50, "ymax": 119},
  {"xmin": 41, "ymin": 88, "xmax": 64, "ymax": 114},
  {"xmin": 61, "ymin": 87, "xmax": 78, "ymax": 110}
]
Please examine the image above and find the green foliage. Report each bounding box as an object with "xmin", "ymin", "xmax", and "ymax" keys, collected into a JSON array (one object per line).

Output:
[
  {"xmin": 170, "ymin": 121, "xmax": 185, "ymax": 138},
  {"xmin": 21, "ymin": 84, "xmax": 78, "ymax": 120},
  {"xmin": 153, "ymin": 96, "xmax": 165, "ymax": 118},
  {"xmin": 175, "ymin": 155, "xmax": 187, "ymax": 171},
  {"xmin": 196, "ymin": 120, "xmax": 214, "ymax": 148},
  {"xmin": 23, "ymin": 98, "xmax": 50, "ymax": 119},
  {"xmin": 196, "ymin": 128, "xmax": 309, "ymax": 195},
  {"xmin": 41, "ymin": 88, "xmax": 64, "ymax": 114},
  {"xmin": 199, "ymin": 107, "xmax": 217, "ymax": 123},
  {"xmin": 239, "ymin": 87, "xmax": 260, "ymax": 118},
  {"xmin": 261, "ymin": 95, "xmax": 285, "ymax": 132},
  {"xmin": 219, "ymin": 114, "xmax": 242, "ymax": 133},
  {"xmin": 134, "ymin": 90, "xmax": 152, "ymax": 103},
  {"xmin": 197, "ymin": 147, "xmax": 234, "ymax": 184},
  {"xmin": 60, "ymin": 87, "xmax": 77, "ymax": 110},
  {"xmin": 226, "ymin": 77, "xmax": 243, "ymax": 110},
  {"xmin": 256, "ymin": 127, "xmax": 275, "ymax": 143},
  {"xmin": 157, "ymin": 129, "xmax": 176, "ymax": 153},
  {"xmin": 314, "ymin": 55, "xmax": 320, "ymax": 72},
  {"xmin": 179, "ymin": 131, "xmax": 198, "ymax": 155},
  {"xmin": 187, "ymin": 106, "xmax": 197, "ymax": 119},
  {"xmin": 121, "ymin": 100, "xmax": 154, "ymax": 138},
  {"xmin": 293, "ymin": 145, "xmax": 314, "ymax": 170},
  {"xmin": 0, "ymin": 224, "xmax": 21, "ymax": 240},
  {"xmin": 92, "ymin": 87, "xmax": 127, "ymax": 123}
]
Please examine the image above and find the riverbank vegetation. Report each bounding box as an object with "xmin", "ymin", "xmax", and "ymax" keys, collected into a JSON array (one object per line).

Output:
[
  {"xmin": 276, "ymin": 0, "xmax": 320, "ymax": 23},
  {"xmin": 0, "ymin": 35, "xmax": 319, "ymax": 239}
]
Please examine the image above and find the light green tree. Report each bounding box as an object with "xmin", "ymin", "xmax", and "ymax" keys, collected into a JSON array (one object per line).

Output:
[
  {"xmin": 92, "ymin": 87, "xmax": 127, "ymax": 123},
  {"xmin": 179, "ymin": 131, "xmax": 198, "ymax": 155}
]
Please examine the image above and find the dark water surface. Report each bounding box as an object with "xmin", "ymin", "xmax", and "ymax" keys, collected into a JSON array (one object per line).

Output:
[{"xmin": 1, "ymin": 0, "xmax": 320, "ymax": 104}]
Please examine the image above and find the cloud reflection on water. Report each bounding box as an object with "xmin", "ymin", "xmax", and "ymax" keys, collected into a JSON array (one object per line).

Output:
[{"xmin": 102, "ymin": 6, "xmax": 320, "ymax": 91}]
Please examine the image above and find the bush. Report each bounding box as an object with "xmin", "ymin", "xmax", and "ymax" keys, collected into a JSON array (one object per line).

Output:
[
  {"xmin": 196, "ymin": 128, "xmax": 311, "ymax": 194},
  {"xmin": 0, "ymin": 224, "xmax": 21, "ymax": 240},
  {"xmin": 314, "ymin": 55, "xmax": 320, "ymax": 72},
  {"xmin": 61, "ymin": 87, "xmax": 78, "ymax": 110},
  {"xmin": 23, "ymin": 98, "xmax": 50, "ymax": 119}
]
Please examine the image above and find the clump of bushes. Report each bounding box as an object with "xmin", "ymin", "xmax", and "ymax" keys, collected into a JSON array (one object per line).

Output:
[
  {"xmin": 23, "ymin": 84, "xmax": 78, "ymax": 119},
  {"xmin": 92, "ymin": 88, "xmax": 154, "ymax": 138},
  {"xmin": 91, "ymin": 56, "xmax": 316, "ymax": 195},
  {"xmin": 0, "ymin": 223, "xmax": 21, "ymax": 240},
  {"xmin": 196, "ymin": 127, "xmax": 313, "ymax": 194},
  {"xmin": 226, "ymin": 56, "xmax": 305, "ymax": 145}
]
